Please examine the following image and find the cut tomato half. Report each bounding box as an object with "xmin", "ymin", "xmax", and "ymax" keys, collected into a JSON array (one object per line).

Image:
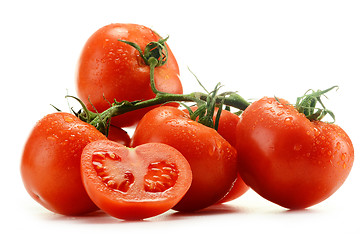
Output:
[{"xmin": 81, "ymin": 140, "xmax": 192, "ymax": 220}]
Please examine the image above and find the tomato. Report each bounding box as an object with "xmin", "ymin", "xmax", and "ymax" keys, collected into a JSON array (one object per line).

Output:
[
  {"xmin": 21, "ymin": 112, "xmax": 107, "ymax": 215},
  {"xmin": 209, "ymin": 108, "xmax": 249, "ymax": 203},
  {"xmin": 236, "ymin": 97, "xmax": 354, "ymax": 209},
  {"xmin": 107, "ymin": 125, "xmax": 131, "ymax": 146},
  {"xmin": 131, "ymin": 106, "xmax": 238, "ymax": 212},
  {"xmin": 184, "ymin": 107, "xmax": 249, "ymax": 203},
  {"xmin": 76, "ymin": 23, "xmax": 183, "ymax": 128},
  {"xmin": 81, "ymin": 140, "xmax": 192, "ymax": 220}
]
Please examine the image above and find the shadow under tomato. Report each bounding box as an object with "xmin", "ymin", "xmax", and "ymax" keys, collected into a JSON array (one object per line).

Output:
[
  {"xmin": 282, "ymin": 208, "xmax": 321, "ymax": 214},
  {"xmin": 44, "ymin": 210, "xmax": 125, "ymax": 224}
]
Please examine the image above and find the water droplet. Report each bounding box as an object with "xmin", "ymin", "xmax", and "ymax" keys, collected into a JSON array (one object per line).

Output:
[
  {"xmin": 341, "ymin": 153, "xmax": 347, "ymax": 161},
  {"xmin": 64, "ymin": 116, "xmax": 74, "ymax": 123},
  {"xmin": 293, "ymin": 144, "xmax": 302, "ymax": 151},
  {"xmin": 336, "ymin": 142, "xmax": 341, "ymax": 150},
  {"xmin": 314, "ymin": 128, "xmax": 320, "ymax": 137},
  {"xmin": 284, "ymin": 117, "xmax": 293, "ymax": 125},
  {"xmin": 47, "ymin": 136, "xmax": 57, "ymax": 141}
]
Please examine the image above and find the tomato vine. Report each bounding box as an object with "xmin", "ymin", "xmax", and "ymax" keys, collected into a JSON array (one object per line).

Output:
[{"xmin": 67, "ymin": 36, "xmax": 251, "ymax": 135}]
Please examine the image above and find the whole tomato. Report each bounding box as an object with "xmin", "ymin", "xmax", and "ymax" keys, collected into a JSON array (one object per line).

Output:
[
  {"xmin": 236, "ymin": 97, "xmax": 354, "ymax": 209},
  {"xmin": 76, "ymin": 23, "xmax": 183, "ymax": 128},
  {"xmin": 131, "ymin": 106, "xmax": 238, "ymax": 212},
  {"xmin": 184, "ymin": 106, "xmax": 249, "ymax": 203},
  {"xmin": 21, "ymin": 112, "xmax": 107, "ymax": 215}
]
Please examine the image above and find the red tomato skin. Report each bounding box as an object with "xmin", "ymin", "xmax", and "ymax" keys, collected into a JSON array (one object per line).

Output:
[
  {"xmin": 107, "ymin": 125, "xmax": 131, "ymax": 146},
  {"xmin": 21, "ymin": 113, "xmax": 107, "ymax": 215},
  {"xmin": 131, "ymin": 106, "xmax": 238, "ymax": 212},
  {"xmin": 236, "ymin": 97, "xmax": 354, "ymax": 209},
  {"xmin": 76, "ymin": 23, "xmax": 183, "ymax": 128},
  {"xmin": 184, "ymin": 107, "xmax": 249, "ymax": 203},
  {"xmin": 81, "ymin": 140, "xmax": 192, "ymax": 220}
]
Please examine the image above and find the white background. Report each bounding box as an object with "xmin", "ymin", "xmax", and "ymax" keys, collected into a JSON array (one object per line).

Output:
[{"xmin": 1, "ymin": 0, "xmax": 359, "ymax": 239}]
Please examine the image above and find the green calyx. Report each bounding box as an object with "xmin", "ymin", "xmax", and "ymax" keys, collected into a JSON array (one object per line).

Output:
[
  {"xmin": 118, "ymin": 36, "xmax": 169, "ymax": 68},
  {"xmin": 295, "ymin": 86, "xmax": 338, "ymax": 122}
]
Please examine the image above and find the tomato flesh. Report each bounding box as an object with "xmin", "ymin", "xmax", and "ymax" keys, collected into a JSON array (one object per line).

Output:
[{"xmin": 81, "ymin": 140, "xmax": 192, "ymax": 220}]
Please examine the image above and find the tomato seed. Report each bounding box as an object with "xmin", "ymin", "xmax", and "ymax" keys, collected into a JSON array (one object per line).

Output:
[{"xmin": 144, "ymin": 161, "xmax": 179, "ymax": 193}]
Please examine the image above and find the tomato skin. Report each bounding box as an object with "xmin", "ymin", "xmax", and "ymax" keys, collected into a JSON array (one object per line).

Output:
[
  {"xmin": 131, "ymin": 106, "xmax": 238, "ymax": 212},
  {"xmin": 21, "ymin": 112, "xmax": 107, "ymax": 215},
  {"xmin": 81, "ymin": 140, "xmax": 192, "ymax": 220},
  {"xmin": 76, "ymin": 23, "xmax": 183, "ymax": 128},
  {"xmin": 184, "ymin": 107, "xmax": 249, "ymax": 203},
  {"xmin": 236, "ymin": 97, "xmax": 354, "ymax": 209},
  {"xmin": 107, "ymin": 125, "xmax": 131, "ymax": 146}
]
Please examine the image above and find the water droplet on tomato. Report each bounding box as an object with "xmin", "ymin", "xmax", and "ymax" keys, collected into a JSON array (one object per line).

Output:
[
  {"xmin": 64, "ymin": 116, "xmax": 74, "ymax": 123},
  {"xmin": 47, "ymin": 136, "xmax": 57, "ymax": 141},
  {"xmin": 336, "ymin": 142, "xmax": 341, "ymax": 150},
  {"xmin": 314, "ymin": 128, "xmax": 320, "ymax": 137},
  {"xmin": 341, "ymin": 153, "xmax": 347, "ymax": 161},
  {"xmin": 284, "ymin": 117, "xmax": 293, "ymax": 125},
  {"xmin": 293, "ymin": 144, "xmax": 302, "ymax": 151}
]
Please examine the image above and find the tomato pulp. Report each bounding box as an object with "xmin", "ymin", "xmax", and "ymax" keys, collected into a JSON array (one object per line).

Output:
[{"xmin": 81, "ymin": 140, "xmax": 192, "ymax": 220}]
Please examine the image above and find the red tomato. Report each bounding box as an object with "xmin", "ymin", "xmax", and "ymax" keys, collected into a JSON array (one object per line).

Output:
[
  {"xmin": 81, "ymin": 140, "xmax": 192, "ymax": 220},
  {"xmin": 236, "ymin": 97, "xmax": 354, "ymax": 209},
  {"xmin": 210, "ymin": 108, "xmax": 249, "ymax": 203},
  {"xmin": 76, "ymin": 23, "xmax": 183, "ymax": 128},
  {"xmin": 21, "ymin": 112, "xmax": 107, "ymax": 215},
  {"xmin": 107, "ymin": 125, "xmax": 131, "ymax": 146},
  {"xmin": 184, "ymin": 107, "xmax": 249, "ymax": 203},
  {"xmin": 131, "ymin": 106, "xmax": 238, "ymax": 212}
]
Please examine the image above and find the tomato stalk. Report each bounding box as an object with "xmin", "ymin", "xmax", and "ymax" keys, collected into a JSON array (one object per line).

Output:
[
  {"xmin": 68, "ymin": 88, "xmax": 250, "ymax": 135},
  {"xmin": 67, "ymin": 37, "xmax": 251, "ymax": 135}
]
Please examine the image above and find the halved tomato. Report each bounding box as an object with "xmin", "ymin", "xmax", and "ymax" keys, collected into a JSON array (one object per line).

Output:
[{"xmin": 81, "ymin": 140, "xmax": 192, "ymax": 220}]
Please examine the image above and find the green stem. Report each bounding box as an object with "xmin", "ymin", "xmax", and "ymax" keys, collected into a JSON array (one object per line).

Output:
[
  {"xmin": 86, "ymin": 91, "xmax": 250, "ymax": 131},
  {"xmin": 76, "ymin": 36, "xmax": 252, "ymax": 134},
  {"xmin": 148, "ymin": 57, "xmax": 167, "ymax": 95}
]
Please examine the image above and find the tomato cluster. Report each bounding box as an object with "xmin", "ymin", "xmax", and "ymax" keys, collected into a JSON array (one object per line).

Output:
[{"xmin": 21, "ymin": 23, "xmax": 354, "ymax": 220}]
